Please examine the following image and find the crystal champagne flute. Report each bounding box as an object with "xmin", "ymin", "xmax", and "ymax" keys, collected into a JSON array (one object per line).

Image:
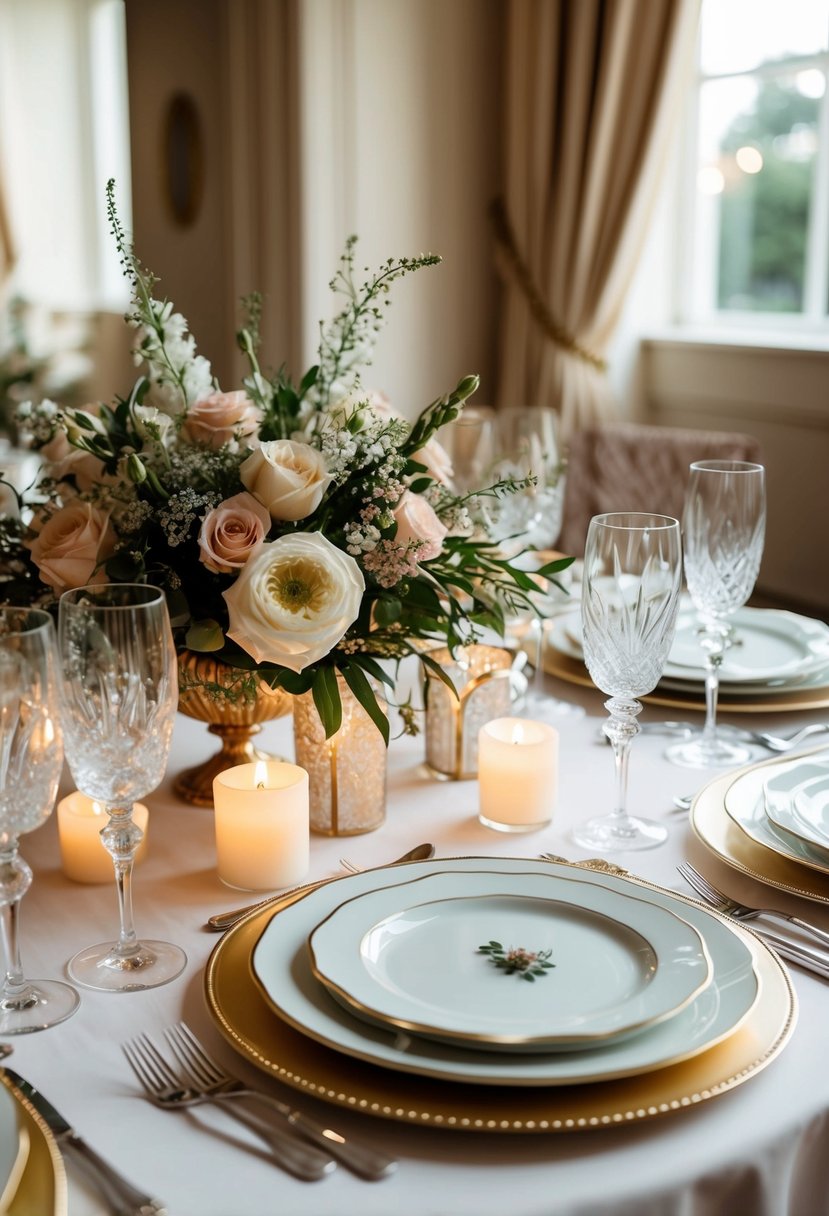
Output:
[
  {"xmin": 667, "ymin": 460, "xmax": 766, "ymax": 769},
  {"xmin": 58, "ymin": 584, "xmax": 185, "ymax": 991},
  {"xmin": 0, "ymin": 607, "xmax": 79, "ymax": 1032},
  {"xmin": 574, "ymin": 513, "xmax": 682, "ymax": 852}
]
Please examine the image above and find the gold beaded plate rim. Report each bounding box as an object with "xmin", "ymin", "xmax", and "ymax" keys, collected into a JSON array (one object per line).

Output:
[
  {"xmin": 542, "ymin": 645, "xmax": 829, "ymax": 713},
  {"xmin": 0, "ymin": 1071, "xmax": 66, "ymax": 1215},
  {"xmin": 203, "ymin": 857, "xmax": 796, "ymax": 1133},
  {"xmin": 691, "ymin": 749, "xmax": 829, "ymax": 904}
]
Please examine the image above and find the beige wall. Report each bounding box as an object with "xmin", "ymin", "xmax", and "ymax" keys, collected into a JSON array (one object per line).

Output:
[{"xmin": 124, "ymin": 0, "xmax": 504, "ymax": 412}]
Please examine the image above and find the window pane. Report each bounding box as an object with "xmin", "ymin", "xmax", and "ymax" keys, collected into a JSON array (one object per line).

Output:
[
  {"xmin": 700, "ymin": 0, "xmax": 829, "ymax": 76},
  {"xmin": 697, "ymin": 73, "xmax": 820, "ymax": 313}
]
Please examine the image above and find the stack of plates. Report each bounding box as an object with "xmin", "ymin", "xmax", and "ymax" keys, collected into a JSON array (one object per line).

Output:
[
  {"xmin": 205, "ymin": 856, "xmax": 796, "ymax": 1133},
  {"xmin": 692, "ymin": 747, "xmax": 829, "ymax": 905},
  {"xmin": 543, "ymin": 601, "xmax": 829, "ymax": 713}
]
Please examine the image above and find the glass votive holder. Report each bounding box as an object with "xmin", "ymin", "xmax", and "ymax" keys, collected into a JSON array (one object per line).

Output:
[
  {"xmin": 478, "ymin": 717, "xmax": 559, "ymax": 832},
  {"xmin": 57, "ymin": 792, "xmax": 149, "ymax": 883},
  {"xmin": 423, "ymin": 644, "xmax": 516, "ymax": 780},
  {"xmin": 213, "ymin": 760, "xmax": 309, "ymax": 890}
]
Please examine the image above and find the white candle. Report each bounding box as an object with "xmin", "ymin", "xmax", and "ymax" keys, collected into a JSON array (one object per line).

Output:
[
  {"xmin": 213, "ymin": 760, "xmax": 310, "ymax": 891},
  {"xmin": 57, "ymin": 793, "xmax": 149, "ymax": 883},
  {"xmin": 478, "ymin": 717, "xmax": 558, "ymax": 832}
]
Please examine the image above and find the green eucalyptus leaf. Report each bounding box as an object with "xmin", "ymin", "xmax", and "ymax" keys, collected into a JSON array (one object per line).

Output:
[
  {"xmin": 340, "ymin": 663, "xmax": 390, "ymax": 746},
  {"xmin": 374, "ymin": 597, "xmax": 402, "ymax": 626},
  {"xmin": 312, "ymin": 666, "xmax": 343, "ymax": 738}
]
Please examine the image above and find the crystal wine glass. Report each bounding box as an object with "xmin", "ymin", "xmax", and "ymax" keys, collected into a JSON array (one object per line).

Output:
[
  {"xmin": 666, "ymin": 460, "xmax": 766, "ymax": 769},
  {"xmin": 0, "ymin": 607, "xmax": 79, "ymax": 1032},
  {"xmin": 574, "ymin": 512, "xmax": 682, "ymax": 852},
  {"xmin": 58, "ymin": 584, "xmax": 186, "ymax": 991}
]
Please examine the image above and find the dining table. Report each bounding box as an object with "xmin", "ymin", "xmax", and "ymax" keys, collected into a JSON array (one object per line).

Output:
[{"xmin": 9, "ymin": 656, "xmax": 829, "ymax": 1216}]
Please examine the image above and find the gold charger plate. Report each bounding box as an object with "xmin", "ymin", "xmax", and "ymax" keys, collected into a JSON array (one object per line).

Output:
[
  {"xmin": 204, "ymin": 864, "xmax": 796, "ymax": 1133},
  {"xmin": 691, "ymin": 756, "xmax": 829, "ymax": 904},
  {"xmin": 0, "ymin": 1071, "xmax": 66, "ymax": 1216},
  {"xmin": 542, "ymin": 646, "xmax": 829, "ymax": 714}
]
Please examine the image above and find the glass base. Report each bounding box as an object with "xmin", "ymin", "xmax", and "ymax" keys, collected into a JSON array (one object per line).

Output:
[
  {"xmin": 0, "ymin": 979, "xmax": 80, "ymax": 1034},
  {"xmin": 665, "ymin": 734, "xmax": 752, "ymax": 770},
  {"xmin": 479, "ymin": 813, "xmax": 552, "ymax": 834},
  {"xmin": 571, "ymin": 812, "xmax": 668, "ymax": 853},
  {"xmin": 68, "ymin": 939, "xmax": 187, "ymax": 993}
]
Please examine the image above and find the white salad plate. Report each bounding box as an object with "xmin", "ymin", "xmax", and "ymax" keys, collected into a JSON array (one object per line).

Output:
[
  {"xmin": 250, "ymin": 857, "xmax": 759, "ymax": 1087},
  {"xmin": 764, "ymin": 759, "xmax": 829, "ymax": 853},
  {"xmin": 308, "ymin": 870, "xmax": 712, "ymax": 1051},
  {"xmin": 725, "ymin": 755, "xmax": 829, "ymax": 876},
  {"xmin": 554, "ymin": 605, "xmax": 829, "ymax": 689}
]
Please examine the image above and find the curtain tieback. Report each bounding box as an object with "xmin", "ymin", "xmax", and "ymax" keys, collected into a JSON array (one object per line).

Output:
[{"xmin": 489, "ymin": 196, "xmax": 607, "ymax": 374}]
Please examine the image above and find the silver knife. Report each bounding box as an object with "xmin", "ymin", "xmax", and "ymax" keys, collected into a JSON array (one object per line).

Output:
[{"xmin": 4, "ymin": 1069, "xmax": 167, "ymax": 1216}]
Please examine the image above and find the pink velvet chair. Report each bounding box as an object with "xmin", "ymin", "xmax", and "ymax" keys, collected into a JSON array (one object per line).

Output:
[{"xmin": 558, "ymin": 421, "xmax": 763, "ymax": 556}]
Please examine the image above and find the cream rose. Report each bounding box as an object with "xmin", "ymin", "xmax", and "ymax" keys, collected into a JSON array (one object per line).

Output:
[
  {"xmin": 392, "ymin": 491, "xmax": 447, "ymax": 561},
  {"xmin": 182, "ymin": 390, "xmax": 261, "ymax": 449},
  {"xmin": 240, "ymin": 440, "xmax": 332, "ymax": 522},
  {"xmin": 198, "ymin": 492, "xmax": 271, "ymax": 575},
  {"xmin": 26, "ymin": 502, "xmax": 117, "ymax": 592},
  {"xmin": 223, "ymin": 532, "xmax": 365, "ymax": 672}
]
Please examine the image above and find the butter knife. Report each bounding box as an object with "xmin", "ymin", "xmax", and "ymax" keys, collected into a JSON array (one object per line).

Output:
[{"xmin": 4, "ymin": 1069, "xmax": 166, "ymax": 1216}]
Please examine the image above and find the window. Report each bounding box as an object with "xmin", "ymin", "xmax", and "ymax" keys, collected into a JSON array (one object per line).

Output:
[
  {"xmin": 0, "ymin": 0, "xmax": 131, "ymax": 312},
  {"xmin": 680, "ymin": 0, "xmax": 829, "ymax": 331}
]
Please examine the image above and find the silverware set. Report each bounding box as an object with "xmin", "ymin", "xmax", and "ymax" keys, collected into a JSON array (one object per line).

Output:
[
  {"xmin": 600, "ymin": 721, "xmax": 829, "ymax": 752},
  {"xmin": 677, "ymin": 862, "xmax": 829, "ymax": 977},
  {"xmin": 122, "ymin": 1023, "xmax": 396, "ymax": 1182}
]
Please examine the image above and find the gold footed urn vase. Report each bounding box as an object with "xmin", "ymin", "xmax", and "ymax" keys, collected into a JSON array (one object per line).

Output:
[{"xmin": 174, "ymin": 650, "xmax": 292, "ymax": 807}]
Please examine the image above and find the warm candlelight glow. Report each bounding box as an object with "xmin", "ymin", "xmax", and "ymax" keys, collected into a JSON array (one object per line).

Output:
[
  {"xmin": 57, "ymin": 792, "xmax": 149, "ymax": 883},
  {"xmin": 478, "ymin": 717, "xmax": 559, "ymax": 833},
  {"xmin": 213, "ymin": 761, "xmax": 310, "ymax": 891}
]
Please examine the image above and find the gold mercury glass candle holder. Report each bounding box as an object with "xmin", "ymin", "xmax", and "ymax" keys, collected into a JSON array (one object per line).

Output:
[{"xmin": 422, "ymin": 644, "xmax": 516, "ymax": 780}]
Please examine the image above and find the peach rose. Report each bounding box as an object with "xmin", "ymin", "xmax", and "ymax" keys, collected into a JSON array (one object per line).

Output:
[
  {"xmin": 240, "ymin": 440, "xmax": 332, "ymax": 522},
  {"xmin": 182, "ymin": 390, "xmax": 261, "ymax": 449},
  {"xmin": 40, "ymin": 428, "xmax": 107, "ymax": 494},
  {"xmin": 26, "ymin": 502, "xmax": 117, "ymax": 592},
  {"xmin": 198, "ymin": 492, "xmax": 271, "ymax": 575},
  {"xmin": 392, "ymin": 491, "xmax": 447, "ymax": 561}
]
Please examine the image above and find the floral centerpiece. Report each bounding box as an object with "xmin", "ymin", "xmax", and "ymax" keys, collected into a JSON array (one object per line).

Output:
[{"xmin": 1, "ymin": 181, "xmax": 571, "ymax": 745}]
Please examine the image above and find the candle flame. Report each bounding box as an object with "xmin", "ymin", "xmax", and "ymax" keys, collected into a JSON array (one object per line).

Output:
[
  {"xmin": 254, "ymin": 760, "xmax": 268, "ymax": 790},
  {"xmin": 510, "ymin": 723, "xmax": 525, "ymax": 745}
]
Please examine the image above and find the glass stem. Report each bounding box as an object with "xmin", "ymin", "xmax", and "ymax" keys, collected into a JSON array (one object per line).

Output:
[
  {"xmin": 101, "ymin": 805, "xmax": 143, "ymax": 960},
  {"xmin": 603, "ymin": 698, "xmax": 642, "ymax": 826},
  {"xmin": 700, "ymin": 626, "xmax": 728, "ymax": 749},
  {"xmin": 0, "ymin": 844, "xmax": 35, "ymax": 1010}
]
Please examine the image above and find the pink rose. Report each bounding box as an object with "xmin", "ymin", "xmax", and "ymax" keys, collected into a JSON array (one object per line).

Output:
[
  {"xmin": 40, "ymin": 425, "xmax": 108, "ymax": 494},
  {"xmin": 392, "ymin": 491, "xmax": 447, "ymax": 561},
  {"xmin": 26, "ymin": 502, "xmax": 117, "ymax": 592},
  {"xmin": 414, "ymin": 436, "xmax": 454, "ymax": 487},
  {"xmin": 182, "ymin": 390, "xmax": 261, "ymax": 449},
  {"xmin": 198, "ymin": 492, "xmax": 271, "ymax": 575}
]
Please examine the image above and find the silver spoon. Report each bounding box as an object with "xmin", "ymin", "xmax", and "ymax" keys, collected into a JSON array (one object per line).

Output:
[{"xmin": 206, "ymin": 842, "xmax": 436, "ymax": 931}]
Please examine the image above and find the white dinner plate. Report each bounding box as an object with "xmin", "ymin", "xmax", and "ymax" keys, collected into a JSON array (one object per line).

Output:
[
  {"xmin": 251, "ymin": 857, "xmax": 759, "ymax": 1087},
  {"xmin": 308, "ymin": 870, "xmax": 712, "ymax": 1051},
  {"xmin": 553, "ymin": 605, "xmax": 829, "ymax": 689},
  {"xmin": 725, "ymin": 754, "xmax": 829, "ymax": 876},
  {"xmin": 763, "ymin": 760, "xmax": 829, "ymax": 853}
]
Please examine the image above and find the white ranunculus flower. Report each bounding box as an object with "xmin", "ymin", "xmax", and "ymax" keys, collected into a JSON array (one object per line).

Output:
[
  {"xmin": 223, "ymin": 532, "xmax": 365, "ymax": 672},
  {"xmin": 240, "ymin": 439, "xmax": 333, "ymax": 522},
  {"xmin": 132, "ymin": 404, "xmax": 175, "ymax": 450}
]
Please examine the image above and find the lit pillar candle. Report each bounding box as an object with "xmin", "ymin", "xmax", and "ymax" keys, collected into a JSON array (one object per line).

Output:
[
  {"xmin": 213, "ymin": 760, "xmax": 310, "ymax": 891},
  {"xmin": 478, "ymin": 717, "xmax": 559, "ymax": 832},
  {"xmin": 57, "ymin": 793, "xmax": 149, "ymax": 883}
]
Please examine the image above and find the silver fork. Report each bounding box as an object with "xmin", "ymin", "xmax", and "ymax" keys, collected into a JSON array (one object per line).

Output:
[
  {"xmin": 749, "ymin": 724, "xmax": 829, "ymax": 751},
  {"xmin": 676, "ymin": 862, "xmax": 829, "ymax": 951},
  {"xmin": 164, "ymin": 1022, "xmax": 396, "ymax": 1180},
  {"xmin": 122, "ymin": 1033, "xmax": 335, "ymax": 1182}
]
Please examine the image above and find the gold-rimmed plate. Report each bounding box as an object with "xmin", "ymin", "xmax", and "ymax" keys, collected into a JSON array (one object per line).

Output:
[
  {"xmin": 0, "ymin": 1070, "xmax": 66, "ymax": 1216},
  {"xmin": 691, "ymin": 752, "xmax": 829, "ymax": 904},
  {"xmin": 204, "ymin": 857, "xmax": 795, "ymax": 1132},
  {"xmin": 542, "ymin": 644, "xmax": 829, "ymax": 713}
]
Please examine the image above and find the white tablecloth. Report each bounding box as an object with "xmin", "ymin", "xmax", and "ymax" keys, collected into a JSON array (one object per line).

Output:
[{"xmin": 10, "ymin": 670, "xmax": 829, "ymax": 1216}]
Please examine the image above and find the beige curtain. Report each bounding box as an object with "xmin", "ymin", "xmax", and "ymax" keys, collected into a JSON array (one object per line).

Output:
[
  {"xmin": 494, "ymin": 0, "xmax": 700, "ymax": 439},
  {"xmin": 0, "ymin": 161, "xmax": 14, "ymax": 286}
]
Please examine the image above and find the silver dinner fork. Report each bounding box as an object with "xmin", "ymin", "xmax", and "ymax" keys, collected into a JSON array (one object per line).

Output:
[
  {"xmin": 676, "ymin": 862, "xmax": 829, "ymax": 951},
  {"xmin": 163, "ymin": 1022, "xmax": 396, "ymax": 1180},
  {"xmin": 122, "ymin": 1033, "xmax": 335, "ymax": 1181}
]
